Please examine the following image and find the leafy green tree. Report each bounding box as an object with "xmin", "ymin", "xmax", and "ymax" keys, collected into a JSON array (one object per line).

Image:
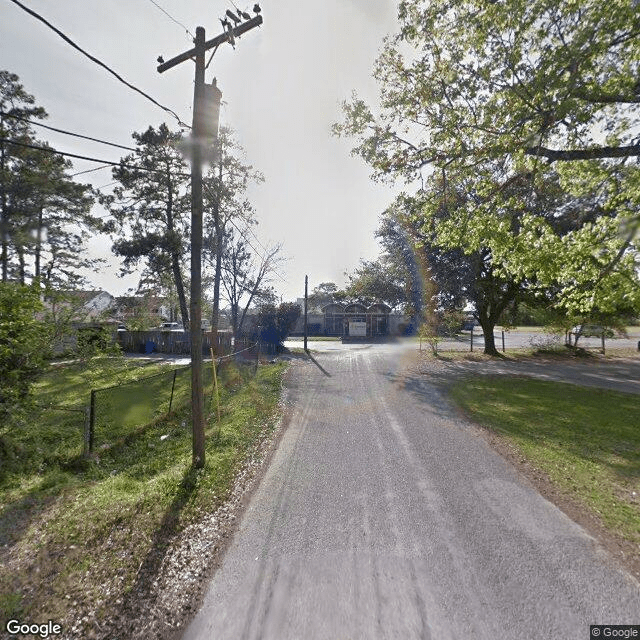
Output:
[
  {"xmin": 0, "ymin": 70, "xmax": 44, "ymax": 282},
  {"xmin": 335, "ymin": 1, "xmax": 640, "ymax": 337},
  {"xmin": 104, "ymin": 124, "xmax": 191, "ymax": 327},
  {"xmin": 0, "ymin": 282, "xmax": 50, "ymax": 425},
  {"xmin": 257, "ymin": 302, "xmax": 301, "ymax": 349},
  {"xmin": 376, "ymin": 204, "xmax": 428, "ymax": 319},
  {"xmin": 344, "ymin": 258, "xmax": 407, "ymax": 310},
  {"xmin": 307, "ymin": 282, "xmax": 347, "ymax": 311},
  {"xmin": 336, "ymin": 0, "xmax": 640, "ymax": 176},
  {"xmin": 0, "ymin": 71, "xmax": 97, "ymax": 287}
]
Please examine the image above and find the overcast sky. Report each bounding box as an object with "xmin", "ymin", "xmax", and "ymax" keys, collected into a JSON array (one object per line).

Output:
[{"xmin": 1, "ymin": 0, "xmax": 402, "ymax": 301}]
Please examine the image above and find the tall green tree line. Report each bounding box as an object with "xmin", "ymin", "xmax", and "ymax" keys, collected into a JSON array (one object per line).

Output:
[{"xmin": 0, "ymin": 71, "xmax": 97, "ymax": 289}]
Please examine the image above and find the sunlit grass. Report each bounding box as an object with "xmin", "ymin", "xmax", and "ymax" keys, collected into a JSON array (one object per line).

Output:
[
  {"xmin": 0, "ymin": 358, "xmax": 287, "ymax": 623},
  {"xmin": 449, "ymin": 377, "xmax": 640, "ymax": 544}
]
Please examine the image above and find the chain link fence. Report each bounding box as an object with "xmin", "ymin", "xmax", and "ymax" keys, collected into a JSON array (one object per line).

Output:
[
  {"xmin": 419, "ymin": 329, "xmax": 511, "ymax": 354},
  {"xmin": 35, "ymin": 338, "xmax": 269, "ymax": 457},
  {"xmin": 88, "ymin": 365, "xmax": 214, "ymax": 453}
]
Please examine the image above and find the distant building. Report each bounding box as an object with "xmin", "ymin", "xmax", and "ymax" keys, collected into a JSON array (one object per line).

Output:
[
  {"xmin": 112, "ymin": 296, "xmax": 174, "ymax": 325},
  {"xmin": 322, "ymin": 303, "xmax": 391, "ymax": 337},
  {"xmin": 43, "ymin": 290, "xmax": 114, "ymax": 322},
  {"xmin": 291, "ymin": 302, "xmax": 407, "ymax": 337}
]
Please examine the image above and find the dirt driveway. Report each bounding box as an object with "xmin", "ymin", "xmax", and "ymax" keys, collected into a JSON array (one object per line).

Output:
[{"xmin": 416, "ymin": 354, "xmax": 640, "ymax": 395}]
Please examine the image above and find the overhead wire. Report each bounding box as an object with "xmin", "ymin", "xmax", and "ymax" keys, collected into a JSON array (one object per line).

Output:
[
  {"xmin": 202, "ymin": 183, "xmax": 288, "ymax": 285},
  {"xmin": 145, "ymin": 0, "xmax": 194, "ymax": 39},
  {"xmin": 70, "ymin": 164, "xmax": 112, "ymax": 177},
  {"xmin": 0, "ymin": 138, "xmax": 190, "ymax": 178},
  {"xmin": 8, "ymin": 0, "xmax": 191, "ymax": 130},
  {"xmin": 1, "ymin": 111, "xmax": 137, "ymax": 152}
]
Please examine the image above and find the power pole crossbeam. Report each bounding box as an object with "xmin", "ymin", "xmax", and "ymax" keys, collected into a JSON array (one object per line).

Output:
[{"xmin": 157, "ymin": 15, "xmax": 263, "ymax": 74}]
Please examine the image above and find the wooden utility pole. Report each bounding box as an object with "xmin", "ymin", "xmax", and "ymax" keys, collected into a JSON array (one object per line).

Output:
[
  {"xmin": 190, "ymin": 27, "xmax": 206, "ymax": 467},
  {"xmin": 158, "ymin": 11, "xmax": 263, "ymax": 469},
  {"xmin": 304, "ymin": 275, "xmax": 308, "ymax": 351}
]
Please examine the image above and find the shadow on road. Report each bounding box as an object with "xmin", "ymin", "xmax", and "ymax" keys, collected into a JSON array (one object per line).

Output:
[{"xmin": 305, "ymin": 350, "xmax": 331, "ymax": 377}]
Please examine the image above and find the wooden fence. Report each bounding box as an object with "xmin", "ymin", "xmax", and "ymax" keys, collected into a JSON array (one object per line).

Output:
[{"xmin": 116, "ymin": 330, "xmax": 253, "ymax": 357}]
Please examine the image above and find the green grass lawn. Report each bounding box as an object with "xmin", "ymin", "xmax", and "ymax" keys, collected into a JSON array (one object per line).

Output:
[
  {"xmin": 0, "ymin": 356, "xmax": 287, "ymax": 627},
  {"xmin": 1, "ymin": 357, "xmax": 179, "ymax": 474},
  {"xmin": 448, "ymin": 377, "xmax": 640, "ymax": 546}
]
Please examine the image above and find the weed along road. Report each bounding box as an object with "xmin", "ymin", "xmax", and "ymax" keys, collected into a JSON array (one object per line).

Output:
[{"xmin": 182, "ymin": 343, "xmax": 640, "ymax": 640}]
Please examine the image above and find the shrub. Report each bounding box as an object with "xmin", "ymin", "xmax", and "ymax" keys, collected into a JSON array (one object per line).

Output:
[
  {"xmin": 257, "ymin": 303, "xmax": 302, "ymax": 349},
  {"xmin": 0, "ymin": 283, "xmax": 50, "ymax": 424}
]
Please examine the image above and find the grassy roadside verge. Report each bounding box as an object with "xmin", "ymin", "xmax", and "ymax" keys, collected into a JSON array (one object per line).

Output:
[
  {"xmin": 448, "ymin": 377, "xmax": 640, "ymax": 550},
  {"xmin": 0, "ymin": 357, "xmax": 287, "ymax": 632}
]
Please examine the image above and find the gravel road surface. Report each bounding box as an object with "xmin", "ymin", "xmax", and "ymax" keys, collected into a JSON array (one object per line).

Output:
[{"xmin": 183, "ymin": 343, "xmax": 640, "ymax": 640}]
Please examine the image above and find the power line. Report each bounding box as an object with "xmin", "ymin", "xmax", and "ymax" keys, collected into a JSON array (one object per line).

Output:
[
  {"xmin": 146, "ymin": 0, "xmax": 194, "ymax": 39},
  {"xmin": 228, "ymin": 216, "xmax": 289, "ymax": 285},
  {"xmin": 2, "ymin": 137, "xmax": 125, "ymax": 166},
  {"xmin": 0, "ymin": 137, "xmax": 189, "ymax": 178},
  {"xmin": 94, "ymin": 180, "xmax": 118, "ymax": 190},
  {"xmin": 202, "ymin": 183, "xmax": 288, "ymax": 284},
  {"xmin": 70, "ymin": 164, "xmax": 112, "ymax": 177},
  {"xmin": 8, "ymin": 0, "xmax": 191, "ymax": 130},
  {"xmin": 1, "ymin": 111, "xmax": 137, "ymax": 152}
]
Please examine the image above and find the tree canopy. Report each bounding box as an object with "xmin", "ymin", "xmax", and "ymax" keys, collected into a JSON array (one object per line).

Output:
[
  {"xmin": 103, "ymin": 124, "xmax": 191, "ymax": 327},
  {"xmin": 335, "ymin": 0, "xmax": 640, "ymax": 348},
  {"xmin": 336, "ymin": 0, "xmax": 640, "ymax": 176},
  {"xmin": 1, "ymin": 70, "xmax": 98, "ymax": 289}
]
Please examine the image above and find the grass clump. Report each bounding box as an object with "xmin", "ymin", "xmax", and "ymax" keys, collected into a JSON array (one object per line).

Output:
[{"xmin": 448, "ymin": 377, "xmax": 640, "ymax": 545}]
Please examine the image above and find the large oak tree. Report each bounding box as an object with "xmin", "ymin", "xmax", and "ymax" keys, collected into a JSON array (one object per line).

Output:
[{"xmin": 335, "ymin": 0, "xmax": 640, "ymax": 351}]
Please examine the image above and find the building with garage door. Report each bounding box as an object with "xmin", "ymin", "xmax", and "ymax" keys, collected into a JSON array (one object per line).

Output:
[{"xmin": 321, "ymin": 302, "xmax": 391, "ymax": 337}]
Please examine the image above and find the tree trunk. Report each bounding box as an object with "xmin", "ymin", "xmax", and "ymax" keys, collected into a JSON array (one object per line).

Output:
[
  {"xmin": 478, "ymin": 316, "xmax": 499, "ymax": 355},
  {"xmin": 17, "ymin": 245, "xmax": 25, "ymax": 285},
  {"xmin": 165, "ymin": 171, "xmax": 189, "ymax": 329},
  {"xmin": 211, "ymin": 167, "xmax": 223, "ymax": 334},
  {"xmin": 0, "ymin": 133, "xmax": 8, "ymax": 282},
  {"xmin": 172, "ymin": 254, "xmax": 189, "ymax": 328},
  {"xmin": 476, "ymin": 307, "xmax": 499, "ymax": 356},
  {"xmin": 34, "ymin": 205, "xmax": 43, "ymax": 280}
]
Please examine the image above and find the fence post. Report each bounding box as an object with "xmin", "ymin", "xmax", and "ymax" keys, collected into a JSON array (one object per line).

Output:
[
  {"xmin": 502, "ymin": 330, "xmax": 505, "ymax": 353},
  {"xmin": 255, "ymin": 326, "xmax": 261, "ymax": 373},
  {"xmin": 89, "ymin": 389, "xmax": 96, "ymax": 455},
  {"xmin": 470, "ymin": 328, "xmax": 473, "ymax": 352},
  {"xmin": 601, "ymin": 332, "xmax": 605, "ymax": 355},
  {"xmin": 168, "ymin": 369, "xmax": 178, "ymax": 414},
  {"xmin": 83, "ymin": 406, "xmax": 91, "ymax": 458}
]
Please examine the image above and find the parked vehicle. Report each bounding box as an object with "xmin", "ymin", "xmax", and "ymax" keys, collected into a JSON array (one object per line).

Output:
[
  {"xmin": 571, "ymin": 324, "xmax": 614, "ymax": 338},
  {"xmin": 158, "ymin": 322, "xmax": 184, "ymax": 332}
]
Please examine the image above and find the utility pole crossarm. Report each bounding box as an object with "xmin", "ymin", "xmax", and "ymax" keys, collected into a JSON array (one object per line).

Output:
[{"xmin": 157, "ymin": 15, "xmax": 263, "ymax": 74}]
